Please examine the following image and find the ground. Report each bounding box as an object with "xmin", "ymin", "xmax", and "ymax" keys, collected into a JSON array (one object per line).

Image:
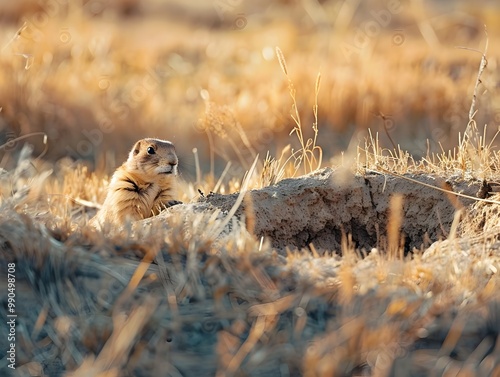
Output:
[{"xmin": 1, "ymin": 1, "xmax": 500, "ymax": 376}]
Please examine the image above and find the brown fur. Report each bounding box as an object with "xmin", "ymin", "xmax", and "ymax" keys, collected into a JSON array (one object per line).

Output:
[{"xmin": 90, "ymin": 138, "xmax": 179, "ymax": 228}]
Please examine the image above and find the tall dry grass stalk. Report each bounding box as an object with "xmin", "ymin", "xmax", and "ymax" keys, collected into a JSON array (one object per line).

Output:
[
  {"xmin": 209, "ymin": 155, "xmax": 259, "ymax": 240},
  {"xmin": 275, "ymin": 47, "xmax": 323, "ymax": 176},
  {"xmin": 387, "ymin": 194, "xmax": 404, "ymax": 260}
]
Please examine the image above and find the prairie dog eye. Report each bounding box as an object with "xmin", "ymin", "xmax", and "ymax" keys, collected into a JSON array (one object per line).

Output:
[{"xmin": 147, "ymin": 146, "xmax": 155, "ymax": 155}]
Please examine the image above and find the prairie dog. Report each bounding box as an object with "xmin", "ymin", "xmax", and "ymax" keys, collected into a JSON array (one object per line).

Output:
[{"xmin": 90, "ymin": 138, "xmax": 180, "ymax": 228}]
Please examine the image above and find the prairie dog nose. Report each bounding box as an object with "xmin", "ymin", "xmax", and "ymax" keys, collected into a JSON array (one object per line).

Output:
[{"xmin": 162, "ymin": 154, "xmax": 178, "ymax": 166}]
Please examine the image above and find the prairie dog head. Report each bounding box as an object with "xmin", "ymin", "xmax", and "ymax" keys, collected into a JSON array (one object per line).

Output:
[{"xmin": 126, "ymin": 138, "xmax": 178, "ymax": 180}]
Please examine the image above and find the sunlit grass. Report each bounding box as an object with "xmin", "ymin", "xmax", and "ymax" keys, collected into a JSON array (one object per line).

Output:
[
  {"xmin": 1, "ymin": 1, "xmax": 500, "ymax": 376},
  {"xmin": 1, "ymin": 0, "xmax": 499, "ymax": 176}
]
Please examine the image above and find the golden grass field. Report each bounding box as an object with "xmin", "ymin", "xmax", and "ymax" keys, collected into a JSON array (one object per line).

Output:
[{"xmin": 1, "ymin": 0, "xmax": 500, "ymax": 376}]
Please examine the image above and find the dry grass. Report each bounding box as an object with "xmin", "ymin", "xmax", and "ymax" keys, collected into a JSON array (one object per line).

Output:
[
  {"xmin": 1, "ymin": 1, "xmax": 500, "ymax": 376},
  {"xmin": 1, "ymin": 1, "xmax": 500, "ymax": 174}
]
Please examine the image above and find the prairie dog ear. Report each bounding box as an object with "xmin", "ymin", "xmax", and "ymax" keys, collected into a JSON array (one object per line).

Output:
[{"xmin": 128, "ymin": 140, "xmax": 142, "ymax": 160}]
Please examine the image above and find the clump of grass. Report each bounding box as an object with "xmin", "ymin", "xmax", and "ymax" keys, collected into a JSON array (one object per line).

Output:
[
  {"xmin": 421, "ymin": 51, "xmax": 500, "ymax": 183},
  {"xmin": 259, "ymin": 149, "xmax": 290, "ymax": 187},
  {"xmin": 194, "ymin": 56, "xmax": 327, "ymax": 193},
  {"xmin": 275, "ymin": 47, "xmax": 323, "ymax": 177},
  {"xmin": 358, "ymin": 33, "xmax": 500, "ymax": 185},
  {"xmin": 357, "ymin": 129, "xmax": 420, "ymax": 175}
]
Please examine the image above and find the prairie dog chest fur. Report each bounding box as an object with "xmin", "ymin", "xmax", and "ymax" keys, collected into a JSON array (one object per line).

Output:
[{"xmin": 90, "ymin": 138, "xmax": 180, "ymax": 227}]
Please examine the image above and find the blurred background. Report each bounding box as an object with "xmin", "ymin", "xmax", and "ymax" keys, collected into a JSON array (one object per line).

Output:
[{"xmin": 1, "ymin": 0, "xmax": 499, "ymax": 178}]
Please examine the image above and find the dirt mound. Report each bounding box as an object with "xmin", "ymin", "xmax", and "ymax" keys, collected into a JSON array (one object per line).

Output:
[{"xmin": 193, "ymin": 168, "xmax": 481, "ymax": 254}]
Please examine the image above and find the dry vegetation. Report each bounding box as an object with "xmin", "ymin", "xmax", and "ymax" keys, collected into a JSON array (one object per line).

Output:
[{"xmin": 1, "ymin": 0, "xmax": 500, "ymax": 376}]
